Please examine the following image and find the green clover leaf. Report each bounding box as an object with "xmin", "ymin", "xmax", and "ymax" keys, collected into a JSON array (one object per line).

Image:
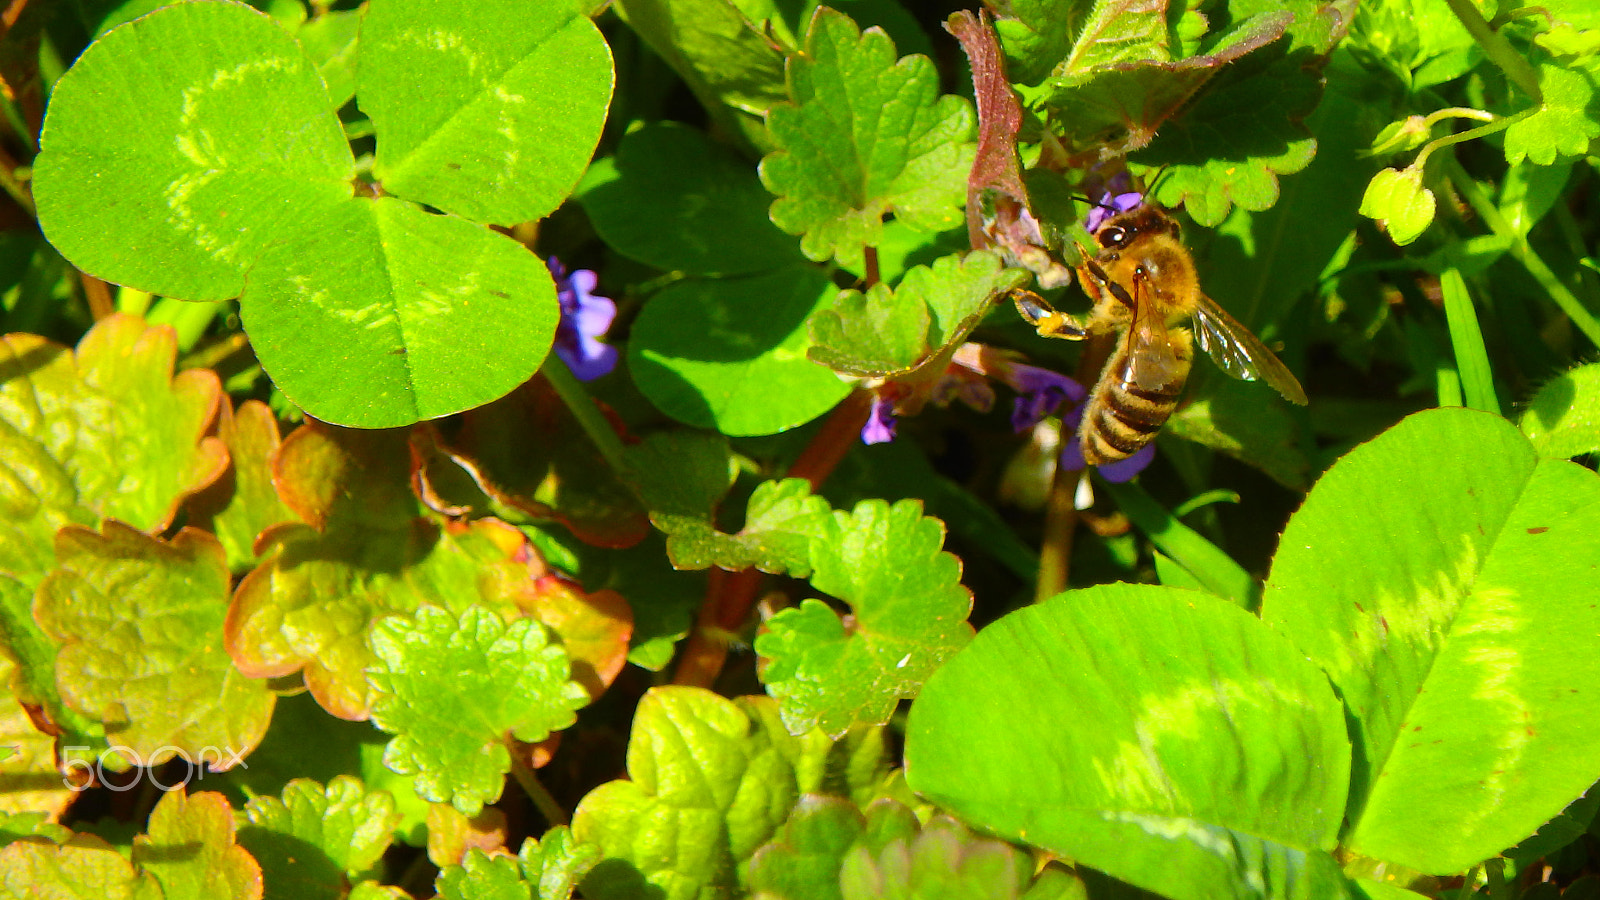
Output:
[
  {"xmin": 33, "ymin": 0, "xmax": 613, "ymax": 427},
  {"xmin": 367, "ymin": 605, "xmax": 589, "ymax": 815}
]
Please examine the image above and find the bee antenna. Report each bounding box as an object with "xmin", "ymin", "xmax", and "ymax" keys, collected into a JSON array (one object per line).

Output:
[
  {"xmin": 1069, "ymin": 194, "xmax": 1117, "ymax": 211},
  {"xmin": 1144, "ymin": 165, "xmax": 1172, "ymax": 201}
]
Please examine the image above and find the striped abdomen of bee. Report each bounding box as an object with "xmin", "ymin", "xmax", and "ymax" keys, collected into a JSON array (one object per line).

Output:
[{"xmin": 1079, "ymin": 326, "xmax": 1194, "ymax": 465}]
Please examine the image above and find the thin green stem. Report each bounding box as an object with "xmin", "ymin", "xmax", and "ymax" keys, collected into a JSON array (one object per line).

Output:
[
  {"xmin": 1444, "ymin": 0, "xmax": 1542, "ymax": 101},
  {"xmin": 1412, "ymin": 107, "xmax": 1534, "ymax": 171},
  {"xmin": 1420, "ymin": 107, "xmax": 1496, "ymax": 129},
  {"xmin": 541, "ymin": 358, "xmax": 629, "ymax": 476},
  {"xmin": 1552, "ymin": 200, "xmax": 1600, "ymax": 312},
  {"xmin": 510, "ymin": 750, "xmax": 568, "ymax": 827},
  {"xmin": 1443, "ymin": 154, "xmax": 1600, "ymax": 348}
]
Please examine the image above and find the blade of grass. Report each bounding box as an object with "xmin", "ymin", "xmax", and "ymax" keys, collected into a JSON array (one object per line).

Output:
[
  {"xmin": 1100, "ymin": 479, "xmax": 1257, "ymax": 609},
  {"xmin": 1440, "ymin": 268, "xmax": 1501, "ymax": 414},
  {"xmin": 1444, "ymin": 155, "xmax": 1600, "ymax": 350}
]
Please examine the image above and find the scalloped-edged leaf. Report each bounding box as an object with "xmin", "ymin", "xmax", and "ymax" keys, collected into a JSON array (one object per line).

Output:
[
  {"xmin": 579, "ymin": 122, "xmax": 802, "ymax": 275},
  {"xmin": 0, "ymin": 650, "xmax": 74, "ymax": 819},
  {"xmin": 0, "ymin": 316, "xmax": 225, "ymax": 577},
  {"xmin": 183, "ymin": 401, "xmax": 295, "ymax": 572},
  {"xmin": 1503, "ymin": 60, "xmax": 1600, "ymax": 166},
  {"xmin": 1135, "ymin": 0, "xmax": 1348, "ymax": 225},
  {"xmin": 426, "ymin": 803, "xmax": 507, "ymax": 869},
  {"xmin": 367, "ymin": 605, "xmax": 589, "ymax": 815},
  {"xmin": 520, "ymin": 575, "xmax": 632, "ymax": 700},
  {"xmin": 905, "ymin": 584, "xmax": 1352, "ymax": 900},
  {"xmin": 756, "ymin": 499, "xmax": 974, "ymax": 737},
  {"xmin": 363, "ymin": 0, "xmax": 612, "ymax": 225},
  {"xmin": 1262, "ymin": 408, "xmax": 1600, "ymax": 874},
  {"xmin": 572, "ymin": 687, "xmax": 803, "ymax": 900},
  {"xmin": 628, "ymin": 266, "xmax": 851, "ymax": 436},
  {"xmin": 622, "ymin": 429, "xmax": 735, "ymax": 535},
  {"xmin": 440, "ymin": 381, "xmax": 650, "ymax": 549},
  {"xmin": 133, "ymin": 789, "xmax": 263, "ymax": 900},
  {"xmin": 35, "ymin": 522, "xmax": 274, "ymax": 766},
  {"xmin": 1519, "ymin": 362, "xmax": 1600, "ymax": 459},
  {"xmin": 0, "ymin": 833, "xmax": 158, "ymax": 899},
  {"xmin": 660, "ymin": 477, "xmax": 834, "ymax": 576},
  {"xmin": 0, "ymin": 316, "xmax": 224, "ymax": 735},
  {"xmin": 31, "ymin": 2, "xmax": 563, "ymax": 428},
  {"xmin": 808, "ymin": 251, "xmax": 1028, "ymax": 378},
  {"xmin": 760, "ymin": 7, "xmax": 975, "ymax": 265},
  {"xmin": 435, "ymin": 829, "xmax": 601, "ymax": 900},
  {"xmin": 752, "ymin": 798, "xmax": 1061, "ymax": 900},
  {"xmin": 237, "ymin": 777, "xmax": 400, "ymax": 900},
  {"xmin": 225, "ymin": 425, "xmax": 547, "ymax": 720},
  {"xmin": 1039, "ymin": 11, "xmax": 1291, "ymax": 160}
]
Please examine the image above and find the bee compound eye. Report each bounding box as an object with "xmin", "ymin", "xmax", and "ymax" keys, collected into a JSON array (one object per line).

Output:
[{"xmin": 1099, "ymin": 225, "xmax": 1127, "ymax": 248}]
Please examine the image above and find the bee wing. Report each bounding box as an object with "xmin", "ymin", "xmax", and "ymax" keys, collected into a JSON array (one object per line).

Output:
[
  {"xmin": 1192, "ymin": 294, "xmax": 1308, "ymax": 405},
  {"xmin": 1129, "ymin": 280, "xmax": 1184, "ymax": 392}
]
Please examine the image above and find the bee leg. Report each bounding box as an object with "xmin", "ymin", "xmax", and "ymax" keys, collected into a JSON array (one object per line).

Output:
[
  {"xmin": 1080, "ymin": 258, "xmax": 1137, "ymax": 311},
  {"xmin": 1012, "ymin": 290, "xmax": 1088, "ymax": 340}
]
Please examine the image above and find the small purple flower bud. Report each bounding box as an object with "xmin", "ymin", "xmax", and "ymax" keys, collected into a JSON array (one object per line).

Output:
[
  {"xmin": 548, "ymin": 257, "xmax": 618, "ymax": 382},
  {"xmin": 862, "ymin": 394, "xmax": 897, "ymax": 444}
]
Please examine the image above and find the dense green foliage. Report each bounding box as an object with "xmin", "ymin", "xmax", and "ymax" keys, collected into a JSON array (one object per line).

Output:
[{"xmin": 1, "ymin": 0, "xmax": 1599, "ymax": 898}]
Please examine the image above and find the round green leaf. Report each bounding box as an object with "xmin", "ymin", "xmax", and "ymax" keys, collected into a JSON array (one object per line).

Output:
[
  {"xmin": 1262, "ymin": 408, "xmax": 1600, "ymax": 873},
  {"xmin": 905, "ymin": 583, "xmax": 1352, "ymax": 900},
  {"xmin": 628, "ymin": 266, "xmax": 850, "ymax": 435},
  {"xmin": 579, "ymin": 122, "xmax": 802, "ymax": 275},
  {"xmin": 33, "ymin": 0, "xmax": 355, "ymax": 300},
  {"xmin": 363, "ymin": 0, "xmax": 613, "ymax": 225},
  {"xmin": 1519, "ymin": 362, "xmax": 1600, "ymax": 459},
  {"xmin": 242, "ymin": 197, "xmax": 557, "ymax": 427}
]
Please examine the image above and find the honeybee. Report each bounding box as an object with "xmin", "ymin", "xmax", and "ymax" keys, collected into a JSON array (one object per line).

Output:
[{"xmin": 1015, "ymin": 202, "xmax": 1307, "ymax": 465}]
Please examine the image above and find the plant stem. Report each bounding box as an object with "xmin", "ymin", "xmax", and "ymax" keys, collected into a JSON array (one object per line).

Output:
[
  {"xmin": 1412, "ymin": 108, "xmax": 1533, "ymax": 171},
  {"xmin": 1443, "ymin": 154, "xmax": 1600, "ymax": 349},
  {"xmin": 509, "ymin": 749, "xmax": 568, "ymax": 827},
  {"xmin": 1443, "ymin": 0, "xmax": 1542, "ymax": 101},
  {"xmin": 1033, "ymin": 465, "xmax": 1077, "ymax": 602},
  {"xmin": 672, "ymin": 391, "xmax": 872, "ymax": 687},
  {"xmin": 541, "ymin": 359, "xmax": 629, "ymax": 476}
]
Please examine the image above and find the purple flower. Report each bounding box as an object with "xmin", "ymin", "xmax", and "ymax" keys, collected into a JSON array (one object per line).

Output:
[
  {"xmin": 862, "ymin": 393, "xmax": 897, "ymax": 444},
  {"xmin": 1082, "ymin": 170, "xmax": 1144, "ymax": 233},
  {"xmin": 548, "ymin": 257, "xmax": 617, "ymax": 381},
  {"xmin": 1004, "ymin": 363, "xmax": 1086, "ymax": 432}
]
